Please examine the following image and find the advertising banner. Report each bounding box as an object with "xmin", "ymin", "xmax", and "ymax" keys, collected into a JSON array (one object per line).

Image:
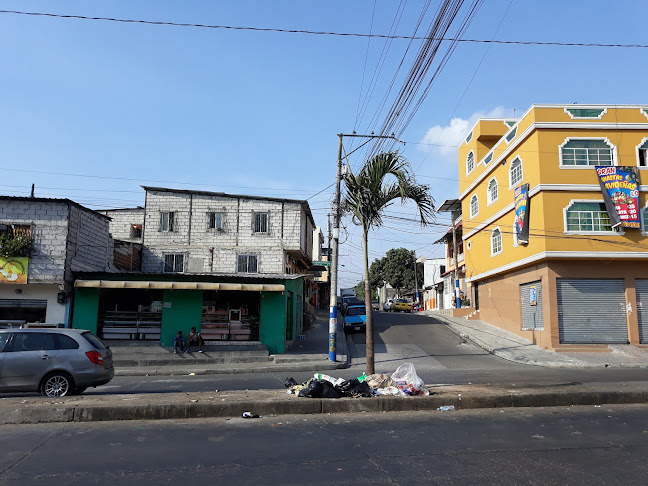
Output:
[
  {"xmin": 514, "ymin": 183, "xmax": 530, "ymax": 244},
  {"xmin": 529, "ymin": 286, "xmax": 537, "ymax": 306},
  {"xmin": 595, "ymin": 166, "xmax": 640, "ymax": 229},
  {"xmin": 0, "ymin": 257, "xmax": 29, "ymax": 284}
]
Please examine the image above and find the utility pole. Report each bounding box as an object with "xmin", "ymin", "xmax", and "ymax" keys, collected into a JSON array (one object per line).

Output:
[{"xmin": 329, "ymin": 132, "xmax": 404, "ymax": 363}]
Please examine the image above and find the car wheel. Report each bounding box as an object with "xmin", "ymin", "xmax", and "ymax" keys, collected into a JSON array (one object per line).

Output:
[{"xmin": 40, "ymin": 372, "xmax": 72, "ymax": 397}]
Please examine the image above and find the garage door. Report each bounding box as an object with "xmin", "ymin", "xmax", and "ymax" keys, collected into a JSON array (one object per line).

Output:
[
  {"xmin": 521, "ymin": 281, "xmax": 544, "ymax": 330},
  {"xmin": 635, "ymin": 279, "xmax": 648, "ymax": 344},
  {"xmin": 557, "ymin": 279, "xmax": 628, "ymax": 344}
]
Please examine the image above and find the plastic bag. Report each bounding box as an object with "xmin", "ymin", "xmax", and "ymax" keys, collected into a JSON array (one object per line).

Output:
[
  {"xmin": 365, "ymin": 373, "xmax": 395, "ymax": 389},
  {"xmin": 314, "ymin": 373, "xmax": 345, "ymax": 387},
  {"xmin": 284, "ymin": 377, "xmax": 298, "ymax": 388},
  {"xmin": 390, "ymin": 363, "xmax": 424, "ymax": 395},
  {"xmin": 375, "ymin": 386, "xmax": 405, "ymax": 396},
  {"xmin": 298, "ymin": 380, "xmax": 341, "ymax": 399},
  {"xmin": 337, "ymin": 378, "xmax": 372, "ymax": 398}
]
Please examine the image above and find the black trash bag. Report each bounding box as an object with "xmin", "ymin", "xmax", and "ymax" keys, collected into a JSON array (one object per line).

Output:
[
  {"xmin": 298, "ymin": 379, "xmax": 341, "ymax": 399},
  {"xmin": 336, "ymin": 378, "xmax": 372, "ymax": 398},
  {"xmin": 284, "ymin": 377, "xmax": 298, "ymax": 388}
]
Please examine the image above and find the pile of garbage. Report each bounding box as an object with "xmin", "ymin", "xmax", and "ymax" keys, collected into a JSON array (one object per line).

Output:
[{"xmin": 285, "ymin": 363, "xmax": 432, "ymax": 399}]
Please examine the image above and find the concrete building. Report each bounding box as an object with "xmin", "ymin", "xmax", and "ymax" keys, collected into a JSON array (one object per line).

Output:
[
  {"xmin": 421, "ymin": 257, "xmax": 446, "ymax": 310},
  {"xmin": 458, "ymin": 104, "xmax": 648, "ymax": 349},
  {"xmin": 0, "ymin": 196, "xmax": 112, "ymax": 327},
  {"xmin": 72, "ymin": 187, "xmax": 317, "ymax": 353}
]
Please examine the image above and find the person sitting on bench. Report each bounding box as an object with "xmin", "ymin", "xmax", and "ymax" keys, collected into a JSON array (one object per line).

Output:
[{"xmin": 187, "ymin": 327, "xmax": 204, "ymax": 353}]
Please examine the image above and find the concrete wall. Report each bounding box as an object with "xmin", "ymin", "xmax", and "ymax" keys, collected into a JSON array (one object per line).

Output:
[
  {"xmin": 98, "ymin": 208, "xmax": 144, "ymax": 243},
  {"xmin": 141, "ymin": 189, "xmax": 312, "ymax": 275}
]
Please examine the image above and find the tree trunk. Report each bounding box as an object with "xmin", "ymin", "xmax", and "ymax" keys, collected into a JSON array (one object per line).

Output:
[{"xmin": 363, "ymin": 225, "xmax": 375, "ymax": 374}]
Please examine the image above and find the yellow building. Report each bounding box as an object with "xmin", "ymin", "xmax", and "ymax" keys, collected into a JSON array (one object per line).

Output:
[{"xmin": 458, "ymin": 104, "xmax": 648, "ymax": 350}]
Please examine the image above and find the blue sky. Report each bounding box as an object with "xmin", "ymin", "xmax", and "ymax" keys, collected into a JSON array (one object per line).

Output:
[{"xmin": 1, "ymin": 1, "xmax": 647, "ymax": 289}]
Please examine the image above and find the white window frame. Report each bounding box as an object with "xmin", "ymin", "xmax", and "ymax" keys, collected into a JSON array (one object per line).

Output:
[
  {"xmin": 469, "ymin": 194, "xmax": 479, "ymax": 219},
  {"xmin": 512, "ymin": 223, "xmax": 519, "ymax": 247},
  {"xmin": 509, "ymin": 156, "xmax": 523, "ymax": 189},
  {"xmin": 163, "ymin": 252, "xmax": 185, "ymax": 273},
  {"xmin": 490, "ymin": 227, "xmax": 502, "ymax": 256},
  {"xmin": 640, "ymin": 202, "xmax": 648, "ymax": 236},
  {"xmin": 559, "ymin": 137, "xmax": 616, "ymax": 169},
  {"xmin": 504, "ymin": 126, "xmax": 517, "ymax": 144},
  {"xmin": 636, "ymin": 138, "xmax": 648, "ymax": 168},
  {"xmin": 487, "ymin": 177, "xmax": 498, "ymax": 206},
  {"xmin": 237, "ymin": 253, "xmax": 259, "ymax": 273},
  {"xmin": 253, "ymin": 212, "xmax": 269, "ymax": 234},
  {"xmin": 208, "ymin": 211, "xmax": 225, "ymax": 231},
  {"xmin": 159, "ymin": 211, "xmax": 175, "ymax": 232},
  {"xmin": 465, "ymin": 131, "xmax": 473, "ymax": 144},
  {"xmin": 482, "ymin": 151, "xmax": 493, "ymax": 166},
  {"xmin": 564, "ymin": 107, "xmax": 607, "ymax": 119},
  {"xmin": 466, "ymin": 151, "xmax": 475, "ymax": 175},
  {"xmin": 563, "ymin": 199, "xmax": 621, "ymax": 235},
  {"xmin": 641, "ymin": 108, "xmax": 648, "ymax": 121}
]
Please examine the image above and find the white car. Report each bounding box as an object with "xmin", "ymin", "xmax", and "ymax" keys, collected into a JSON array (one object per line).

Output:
[{"xmin": 382, "ymin": 299, "xmax": 394, "ymax": 311}]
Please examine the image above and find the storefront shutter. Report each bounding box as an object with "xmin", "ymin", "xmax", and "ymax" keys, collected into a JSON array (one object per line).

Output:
[
  {"xmin": 634, "ymin": 279, "xmax": 648, "ymax": 344},
  {"xmin": 520, "ymin": 281, "xmax": 544, "ymax": 330}
]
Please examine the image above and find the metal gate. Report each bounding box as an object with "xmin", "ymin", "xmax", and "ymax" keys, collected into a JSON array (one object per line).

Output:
[
  {"xmin": 557, "ymin": 279, "xmax": 628, "ymax": 344},
  {"xmin": 635, "ymin": 279, "xmax": 648, "ymax": 344},
  {"xmin": 520, "ymin": 281, "xmax": 543, "ymax": 330}
]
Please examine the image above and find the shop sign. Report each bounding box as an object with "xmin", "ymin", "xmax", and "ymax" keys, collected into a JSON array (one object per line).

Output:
[
  {"xmin": 0, "ymin": 257, "xmax": 28, "ymax": 284},
  {"xmin": 514, "ymin": 183, "xmax": 530, "ymax": 244},
  {"xmin": 595, "ymin": 166, "xmax": 641, "ymax": 229},
  {"xmin": 529, "ymin": 286, "xmax": 537, "ymax": 306}
]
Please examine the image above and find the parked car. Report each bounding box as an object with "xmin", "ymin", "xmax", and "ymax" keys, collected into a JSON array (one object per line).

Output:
[
  {"xmin": 342, "ymin": 296, "xmax": 364, "ymax": 315},
  {"xmin": 383, "ymin": 299, "xmax": 394, "ymax": 311},
  {"xmin": 391, "ymin": 299, "xmax": 413, "ymax": 313},
  {"xmin": 371, "ymin": 300, "xmax": 380, "ymax": 311},
  {"xmin": 343, "ymin": 305, "xmax": 367, "ymax": 333},
  {"xmin": 0, "ymin": 329, "xmax": 114, "ymax": 397}
]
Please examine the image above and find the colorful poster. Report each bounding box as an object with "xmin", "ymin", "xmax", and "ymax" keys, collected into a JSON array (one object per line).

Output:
[
  {"xmin": 595, "ymin": 166, "xmax": 640, "ymax": 229},
  {"xmin": 529, "ymin": 286, "xmax": 537, "ymax": 306},
  {"xmin": 514, "ymin": 183, "xmax": 530, "ymax": 244},
  {"xmin": 0, "ymin": 257, "xmax": 28, "ymax": 284}
]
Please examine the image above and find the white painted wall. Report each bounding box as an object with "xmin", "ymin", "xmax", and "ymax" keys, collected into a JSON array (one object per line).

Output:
[{"xmin": 0, "ymin": 283, "xmax": 65, "ymax": 324}]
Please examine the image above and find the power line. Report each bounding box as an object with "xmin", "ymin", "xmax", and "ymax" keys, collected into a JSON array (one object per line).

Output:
[{"xmin": 1, "ymin": 10, "xmax": 647, "ymax": 49}]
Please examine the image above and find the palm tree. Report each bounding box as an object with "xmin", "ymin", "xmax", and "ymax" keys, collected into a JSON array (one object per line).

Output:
[{"xmin": 341, "ymin": 152, "xmax": 435, "ymax": 374}]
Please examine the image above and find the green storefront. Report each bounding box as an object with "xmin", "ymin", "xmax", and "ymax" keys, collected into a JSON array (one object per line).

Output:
[{"xmin": 71, "ymin": 272, "xmax": 305, "ymax": 354}]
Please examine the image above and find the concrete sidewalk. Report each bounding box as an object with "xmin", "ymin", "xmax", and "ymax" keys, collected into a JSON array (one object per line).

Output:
[
  {"xmin": 111, "ymin": 309, "xmax": 347, "ymax": 376},
  {"xmin": 2, "ymin": 381, "xmax": 647, "ymax": 425},
  {"xmin": 423, "ymin": 311, "xmax": 648, "ymax": 369}
]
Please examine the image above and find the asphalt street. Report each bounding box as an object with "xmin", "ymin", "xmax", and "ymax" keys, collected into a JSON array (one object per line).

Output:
[{"xmin": 1, "ymin": 404, "xmax": 647, "ymax": 485}]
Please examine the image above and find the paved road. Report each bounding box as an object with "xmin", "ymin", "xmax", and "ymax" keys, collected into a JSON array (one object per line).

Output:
[{"xmin": 1, "ymin": 405, "xmax": 647, "ymax": 484}]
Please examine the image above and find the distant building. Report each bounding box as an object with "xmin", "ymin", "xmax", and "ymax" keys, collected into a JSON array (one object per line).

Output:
[{"xmin": 421, "ymin": 257, "xmax": 446, "ymax": 310}]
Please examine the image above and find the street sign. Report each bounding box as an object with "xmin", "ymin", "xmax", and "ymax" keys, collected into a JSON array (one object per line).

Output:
[{"xmin": 313, "ymin": 260, "xmax": 331, "ymax": 267}]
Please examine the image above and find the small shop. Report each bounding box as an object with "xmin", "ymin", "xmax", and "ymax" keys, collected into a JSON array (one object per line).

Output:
[{"xmin": 71, "ymin": 272, "xmax": 305, "ymax": 354}]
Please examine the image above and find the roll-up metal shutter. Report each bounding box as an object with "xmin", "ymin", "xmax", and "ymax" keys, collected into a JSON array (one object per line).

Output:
[
  {"xmin": 557, "ymin": 279, "xmax": 628, "ymax": 344},
  {"xmin": 635, "ymin": 279, "xmax": 648, "ymax": 344},
  {"xmin": 520, "ymin": 281, "xmax": 544, "ymax": 330},
  {"xmin": 0, "ymin": 299, "xmax": 47, "ymax": 308}
]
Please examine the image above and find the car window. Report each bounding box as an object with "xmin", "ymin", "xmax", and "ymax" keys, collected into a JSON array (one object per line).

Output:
[
  {"xmin": 11, "ymin": 332, "xmax": 46, "ymax": 352},
  {"xmin": 82, "ymin": 332, "xmax": 106, "ymax": 350},
  {"xmin": 0, "ymin": 333, "xmax": 10, "ymax": 352},
  {"xmin": 56, "ymin": 334, "xmax": 80, "ymax": 350},
  {"xmin": 44, "ymin": 334, "xmax": 57, "ymax": 350},
  {"xmin": 346, "ymin": 307, "xmax": 366, "ymax": 316}
]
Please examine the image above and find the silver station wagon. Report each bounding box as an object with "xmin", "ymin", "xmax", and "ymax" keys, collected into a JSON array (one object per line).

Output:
[{"xmin": 0, "ymin": 329, "xmax": 114, "ymax": 397}]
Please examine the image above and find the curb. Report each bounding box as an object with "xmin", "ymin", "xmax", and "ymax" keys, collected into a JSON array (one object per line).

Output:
[{"xmin": 4, "ymin": 389, "xmax": 648, "ymax": 425}]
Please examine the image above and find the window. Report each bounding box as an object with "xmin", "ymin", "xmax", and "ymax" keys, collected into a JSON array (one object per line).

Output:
[
  {"xmin": 466, "ymin": 151, "xmax": 475, "ymax": 175},
  {"xmin": 465, "ymin": 131, "xmax": 473, "ymax": 143},
  {"xmin": 160, "ymin": 212, "xmax": 175, "ymax": 232},
  {"xmin": 163, "ymin": 253, "xmax": 185, "ymax": 273},
  {"xmin": 44, "ymin": 333, "xmax": 79, "ymax": 350},
  {"xmin": 470, "ymin": 195, "xmax": 479, "ymax": 219},
  {"xmin": 638, "ymin": 140, "xmax": 648, "ymax": 167},
  {"xmin": 561, "ymin": 139, "xmax": 613, "ymax": 166},
  {"xmin": 130, "ymin": 224, "xmax": 142, "ymax": 238},
  {"xmin": 491, "ymin": 228, "xmax": 502, "ymax": 255},
  {"xmin": 505, "ymin": 126, "xmax": 517, "ymax": 143},
  {"xmin": 253, "ymin": 212, "xmax": 268, "ymax": 233},
  {"xmin": 208, "ymin": 212, "xmax": 224, "ymax": 231},
  {"xmin": 238, "ymin": 254, "xmax": 258, "ymax": 273},
  {"xmin": 565, "ymin": 202, "xmax": 612, "ymax": 232},
  {"xmin": 505, "ymin": 121, "xmax": 516, "ymax": 128},
  {"xmin": 483, "ymin": 152, "xmax": 493, "ymax": 165},
  {"xmin": 487, "ymin": 178, "xmax": 498, "ymax": 205},
  {"xmin": 565, "ymin": 108, "xmax": 606, "ymax": 119},
  {"xmin": 10, "ymin": 332, "xmax": 46, "ymax": 352},
  {"xmin": 509, "ymin": 157, "xmax": 523, "ymax": 187}
]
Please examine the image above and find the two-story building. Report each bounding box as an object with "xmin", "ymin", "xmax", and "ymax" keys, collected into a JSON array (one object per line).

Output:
[
  {"xmin": 458, "ymin": 104, "xmax": 648, "ymax": 350},
  {"xmin": 72, "ymin": 187, "xmax": 317, "ymax": 353},
  {"xmin": 0, "ymin": 196, "xmax": 113, "ymax": 327},
  {"xmin": 421, "ymin": 257, "xmax": 446, "ymax": 310}
]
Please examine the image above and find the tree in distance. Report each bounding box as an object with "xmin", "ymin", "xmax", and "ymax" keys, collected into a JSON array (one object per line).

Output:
[
  {"xmin": 341, "ymin": 152, "xmax": 435, "ymax": 374},
  {"xmin": 354, "ymin": 280, "xmax": 377, "ymax": 301},
  {"xmin": 370, "ymin": 248, "xmax": 424, "ymax": 297}
]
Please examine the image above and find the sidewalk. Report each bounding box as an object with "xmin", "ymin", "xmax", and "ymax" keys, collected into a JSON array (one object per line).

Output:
[
  {"xmin": 2, "ymin": 381, "xmax": 647, "ymax": 425},
  {"xmin": 423, "ymin": 311, "xmax": 648, "ymax": 369},
  {"xmin": 112, "ymin": 309, "xmax": 347, "ymax": 376}
]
